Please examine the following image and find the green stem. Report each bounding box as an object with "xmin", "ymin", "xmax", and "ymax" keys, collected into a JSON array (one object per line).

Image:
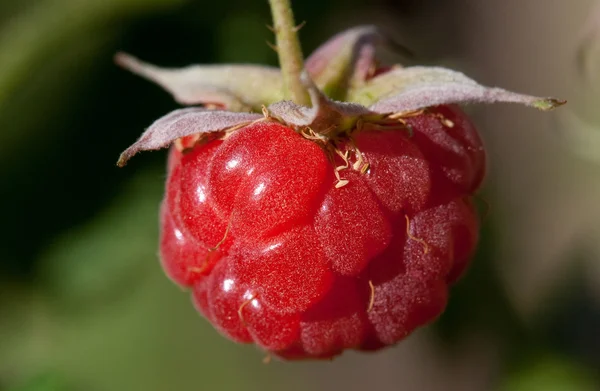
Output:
[{"xmin": 268, "ymin": 0, "xmax": 311, "ymax": 106}]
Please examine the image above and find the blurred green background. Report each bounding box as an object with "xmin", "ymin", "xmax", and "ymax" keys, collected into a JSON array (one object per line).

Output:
[{"xmin": 1, "ymin": 0, "xmax": 599, "ymax": 390}]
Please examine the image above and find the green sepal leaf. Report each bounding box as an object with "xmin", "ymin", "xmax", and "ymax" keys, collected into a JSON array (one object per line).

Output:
[
  {"xmin": 117, "ymin": 108, "xmax": 262, "ymax": 166},
  {"xmin": 115, "ymin": 53, "xmax": 285, "ymax": 111},
  {"xmin": 304, "ymin": 25, "xmax": 383, "ymax": 100},
  {"xmin": 348, "ymin": 66, "xmax": 565, "ymax": 113}
]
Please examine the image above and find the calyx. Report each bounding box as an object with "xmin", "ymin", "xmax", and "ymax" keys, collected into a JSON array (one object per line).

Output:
[{"xmin": 117, "ymin": 25, "xmax": 565, "ymax": 167}]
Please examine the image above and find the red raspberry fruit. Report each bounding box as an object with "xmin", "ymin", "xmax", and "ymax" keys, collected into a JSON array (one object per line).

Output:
[
  {"xmin": 117, "ymin": 23, "xmax": 562, "ymax": 361},
  {"xmin": 159, "ymin": 104, "xmax": 482, "ymax": 359}
]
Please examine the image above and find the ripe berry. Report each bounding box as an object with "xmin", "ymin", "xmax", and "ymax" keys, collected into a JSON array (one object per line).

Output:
[
  {"xmin": 159, "ymin": 105, "xmax": 483, "ymax": 359},
  {"xmin": 116, "ymin": 17, "xmax": 562, "ymax": 361}
]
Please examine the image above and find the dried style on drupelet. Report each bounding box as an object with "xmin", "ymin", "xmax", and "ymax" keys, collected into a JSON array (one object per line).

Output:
[{"xmin": 117, "ymin": 25, "xmax": 564, "ymax": 360}]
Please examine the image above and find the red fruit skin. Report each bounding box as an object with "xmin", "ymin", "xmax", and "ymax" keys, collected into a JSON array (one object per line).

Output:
[{"xmin": 159, "ymin": 107, "xmax": 484, "ymax": 360}]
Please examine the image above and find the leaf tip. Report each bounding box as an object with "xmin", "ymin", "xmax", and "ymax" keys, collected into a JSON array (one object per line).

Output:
[
  {"xmin": 534, "ymin": 98, "xmax": 567, "ymax": 111},
  {"xmin": 114, "ymin": 52, "xmax": 148, "ymax": 76},
  {"xmin": 116, "ymin": 153, "xmax": 130, "ymax": 168},
  {"xmin": 114, "ymin": 52, "xmax": 133, "ymax": 68}
]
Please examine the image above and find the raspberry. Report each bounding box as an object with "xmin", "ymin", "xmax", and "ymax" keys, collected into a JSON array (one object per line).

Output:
[
  {"xmin": 116, "ymin": 10, "xmax": 562, "ymax": 360},
  {"xmin": 159, "ymin": 105, "xmax": 482, "ymax": 359}
]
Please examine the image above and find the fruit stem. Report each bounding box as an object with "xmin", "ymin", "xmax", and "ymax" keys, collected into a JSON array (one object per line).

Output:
[{"xmin": 268, "ymin": 0, "xmax": 311, "ymax": 106}]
